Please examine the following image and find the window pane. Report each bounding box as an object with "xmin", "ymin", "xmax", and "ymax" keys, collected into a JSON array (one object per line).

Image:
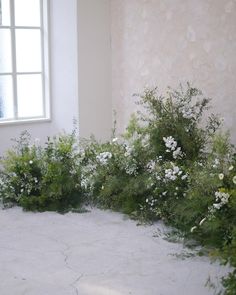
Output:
[
  {"xmin": 0, "ymin": 75, "xmax": 14, "ymax": 119},
  {"xmin": 0, "ymin": 28, "xmax": 12, "ymax": 73},
  {"xmin": 17, "ymin": 74, "xmax": 43, "ymax": 118},
  {"xmin": 16, "ymin": 29, "xmax": 42, "ymax": 72},
  {"xmin": 15, "ymin": 0, "xmax": 40, "ymax": 27},
  {"xmin": 0, "ymin": 0, "xmax": 10, "ymax": 26}
]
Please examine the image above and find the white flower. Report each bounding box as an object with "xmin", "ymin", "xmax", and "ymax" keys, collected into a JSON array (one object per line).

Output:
[
  {"xmin": 163, "ymin": 136, "xmax": 177, "ymax": 151},
  {"xmin": 146, "ymin": 160, "xmax": 156, "ymax": 172},
  {"xmin": 218, "ymin": 173, "xmax": 224, "ymax": 180},
  {"xmin": 112, "ymin": 137, "xmax": 118, "ymax": 143},
  {"xmin": 180, "ymin": 107, "xmax": 195, "ymax": 119},
  {"xmin": 199, "ymin": 217, "xmax": 206, "ymax": 226},
  {"xmin": 181, "ymin": 175, "xmax": 187, "ymax": 180},
  {"xmin": 212, "ymin": 158, "xmax": 220, "ymax": 168},
  {"xmin": 124, "ymin": 145, "xmax": 133, "ymax": 157},
  {"xmin": 213, "ymin": 203, "xmax": 222, "ymax": 210},
  {"xmin": 229, "ymin": 165, "xmax": 234, "ymax": 171},
  {"xmin": 173, "ymin": 147, "xmax": 183, "ymax": 159},
  {"xmin": 125, "ymin": 163, "xmax": 137, "ymax": 175},
  {"xmin": 164, "ymin": 164, "xmax": 183, "ymax": 182},
  {"xmin": 190, "ymin": 226, "xmax": 197, "ymax": 233},
  {"xmin": 96, "ymin": 152, "xmax": 112, "ymax": 165},
  {"xmin": 29, "ymin": 160, "xmax": 33, "ymax": 164},
  {"xmin": 233, "ymin": 176, "xmax": 236, "ymax": 185},
  {"xmin": 215, "ymin": 191, "xmax": 230, "ymax": 203},
  {"xmin": 213, "ymin": 191, "xmax": 230, "ymax": 210}
]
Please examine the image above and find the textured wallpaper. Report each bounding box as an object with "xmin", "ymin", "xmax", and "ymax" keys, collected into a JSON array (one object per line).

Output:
[{"xmin": 111, "ymin": 0, "xmax": 236, "ymax": 142}]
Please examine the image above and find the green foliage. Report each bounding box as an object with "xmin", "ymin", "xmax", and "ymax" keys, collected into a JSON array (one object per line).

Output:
[
  {"xmin": 0, "ymin": 131, "xmax": 82, "ymax": 212},
  {"xmin": 0, "ymin": 83, "xmax": 235, "ymax": 293},
  {"xmin": 134, "ymin": 84, "xmax": 221, "ymax": 163}
]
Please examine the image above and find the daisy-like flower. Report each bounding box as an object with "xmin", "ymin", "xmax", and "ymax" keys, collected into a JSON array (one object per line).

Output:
[
  {"xmin": 233, "ymin": 176, "xmax": 236, "ymax": 185},
  {"xmin": 218, "ymin": 173, "xmax": 224, "ymax": 180}
]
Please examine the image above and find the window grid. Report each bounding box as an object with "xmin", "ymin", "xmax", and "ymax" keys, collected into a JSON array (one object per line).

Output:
[{"xmin": 0, "ymin": 0, "xmax": 49, "ymax": 123}]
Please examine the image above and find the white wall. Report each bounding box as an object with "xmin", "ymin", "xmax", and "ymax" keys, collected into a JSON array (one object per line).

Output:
[
  {"xmin": 0, "ymin": 0, "xmax": 113, "ymax": 156},
  {"xmin": 77, "ymin": 0, "xmax": 112, "ymax": 141},
  {"xmin": 111, "ymin": 0, "xmax": 236, "ymax": 143},
  {"xmin": 0, "ymin": 0, "xmax": 79, "ymax": 155}
]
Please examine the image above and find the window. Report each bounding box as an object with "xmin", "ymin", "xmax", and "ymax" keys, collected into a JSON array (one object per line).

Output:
[{"xmin": 0, "ymin": 0, "xmax": 50, "ymax": 123}]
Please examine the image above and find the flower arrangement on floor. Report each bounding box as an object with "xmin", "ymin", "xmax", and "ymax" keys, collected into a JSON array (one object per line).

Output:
[{"xmin": 0, "ymin": 83, "xmax": 235, "ymax": 294}]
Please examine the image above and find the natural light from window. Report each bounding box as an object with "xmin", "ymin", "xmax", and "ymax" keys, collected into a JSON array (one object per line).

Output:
[{"xmin": 0, "ymin": 0, "xmax": 49, "ymax": 123}]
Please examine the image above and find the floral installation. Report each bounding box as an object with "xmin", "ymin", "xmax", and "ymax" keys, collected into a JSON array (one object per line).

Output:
[{"xmin": 0, "ymin": 84, "xmax": 235, "ymax": 293}]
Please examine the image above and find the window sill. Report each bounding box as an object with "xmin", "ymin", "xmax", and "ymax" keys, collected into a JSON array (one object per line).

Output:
[{"xmin": 0, "ymin": 117, "xmax": 51, "ymax": 127}]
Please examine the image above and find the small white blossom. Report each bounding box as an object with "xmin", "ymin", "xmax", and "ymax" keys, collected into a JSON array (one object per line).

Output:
[
  {"xmin": 212, "ymin": 191, "xmax": 230, "ymax": 210},
  {"xmin": 163, "ymin": 136, "xmax": 177, "ymax": 151},
  {"xmin": 124, "ymin": 145, "xmax": 133, "ymax": 157},
  {"xmin": 213, "ymin": 203, "xmax": 222, "ymax": 210},
  {"xmin": 233, "ymin": 176, "xmax": 236, "ymax": 185},
  {"xmin": 229, "ymin": 165, "xmax": 234, "ymax": 171},
  {"xmin": 215, "ymin": 191, "xmax": 230, "ymax": 204},
  {"xmin": 212, "ymin": 158, "xmax": 220, "ymax": 169},
  {"xmin": 180, "ymin": 106, "xmax": 195, "ymax": 119},
  {"xmin": 218, "ymin": 173, "xmax": 224, "ymax": 180},
  {"xmin": 112, "ymin": 137, "xmax": 118, "ymax": 143},
  {"xmin": 29, "ymin": 160, "xmax": 33, "ymax": 165},
  {"xmin": 173, "ymin": 147, "xmax": 183, "ymax": 159},
  {"xmin": 164, "ymin": 164, "xmax": 183, "ymax": 182},
  {"xmin": 125, "ymin": 163, "xmax": 137, "ymax": 175},
  {"xmin": 96, "ymin": 152, "xmax": 112, "ymax": 165}
]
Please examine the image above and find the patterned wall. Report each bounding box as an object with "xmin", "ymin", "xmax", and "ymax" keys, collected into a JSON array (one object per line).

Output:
[{"xmin": 111, "ymin": 0, "xmax": 236, "ymax": 142}]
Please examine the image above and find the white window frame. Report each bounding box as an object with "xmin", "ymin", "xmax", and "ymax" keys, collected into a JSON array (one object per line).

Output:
[{"xmin": 0, "ymin": 0, "xmax": 50, "ymax": 125}]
